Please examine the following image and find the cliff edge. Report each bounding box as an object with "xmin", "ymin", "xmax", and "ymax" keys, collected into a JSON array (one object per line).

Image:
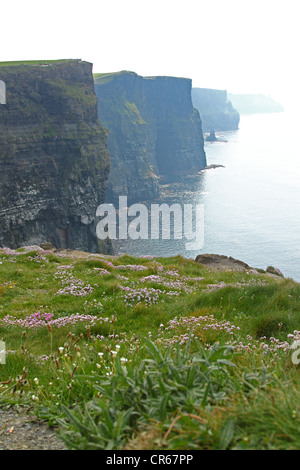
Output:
[
  {"xmin": 95, "ymin": 71, "xmax": 206, "ymax": 204},
  {"xmin": 0, "ymin": 60, "xmax": 111, "ymax": 252},
  {"xmin": 192, "ymin": 87, "xmax": 240, "ymax": 133}
]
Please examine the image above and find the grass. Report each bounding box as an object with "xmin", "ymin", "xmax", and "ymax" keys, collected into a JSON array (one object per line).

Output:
[
  {"xmin": 93, "ymin": 71, "xmax": 134, "ymax": 85},
  {"xmin": 0, "ymin": 246, "xmax": 300, "ymax": 449},
  {"xmin": 0, "ymin": 59, "xmax": 75, "ymax": 67}
]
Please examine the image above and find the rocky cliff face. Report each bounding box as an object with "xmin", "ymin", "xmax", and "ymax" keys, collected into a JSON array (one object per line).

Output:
[
  {"xmin": 95, "ymin": 71, "xmax": 206, "ymax": 204},
  {"xmin": 192, "ymin": 88, "xmax": 240, "ymax": 133},
  {"xmin": 0, "ymin": 60, "xmax": 111, "ymax": 252}
]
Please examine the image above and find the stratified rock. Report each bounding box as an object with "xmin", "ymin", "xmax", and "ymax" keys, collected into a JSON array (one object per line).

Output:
[
  {"xmin": 95, "ymin": 71, "xmax": 206, "ymax": 203},
  {"xmin": 0, "ymin": 60, "xmax": 111, "ymax": 253}
]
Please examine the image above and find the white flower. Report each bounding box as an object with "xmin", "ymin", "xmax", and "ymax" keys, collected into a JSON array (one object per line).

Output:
[{"xmin": 33, "ymin": 377, "xmax": 39, "ymax": 385}]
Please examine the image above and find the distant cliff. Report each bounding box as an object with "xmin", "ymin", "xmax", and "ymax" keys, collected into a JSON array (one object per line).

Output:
[
  {"xmin": 192, "ymin": 88, "xmax": 240, "ymax": 133},
  {"xmin": 0, "ymin": 60, "xmax": 111, "ymax": 252},
  {"xmin": 94, "ymin": 71, "xmax": 206, "ymax": 204},
  {"xmin": 227, "ymin": 93, "xmax": 284, "ymax": 114}
]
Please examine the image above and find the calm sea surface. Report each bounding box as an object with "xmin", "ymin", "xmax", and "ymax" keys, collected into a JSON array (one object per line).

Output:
[{"xmin": 113, "ymin": 111, "xmax": 300, "ymax": 282}]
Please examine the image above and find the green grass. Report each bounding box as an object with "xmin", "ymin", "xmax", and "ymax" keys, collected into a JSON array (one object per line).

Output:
[
  {"xmin": 0, "ymin": 247, "xmax": 300, "ymax": 449},
  {"xmin": 93, "ymin": 70, "xmax": 134, "ymax": 85},
  {"xmin": 0, "ymin": 59, "xmax": 74, "ymax": 67}
]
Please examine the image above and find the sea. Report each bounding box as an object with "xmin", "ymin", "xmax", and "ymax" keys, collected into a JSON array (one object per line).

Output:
[{"xmin": 113, "ymin": 111, "xmax": 300, "ymax": 282}]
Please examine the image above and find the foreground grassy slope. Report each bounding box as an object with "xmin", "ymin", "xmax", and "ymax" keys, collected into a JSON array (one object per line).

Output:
[{"xmin": 0, "ymin": 247, "xmax": 300, "ymax": 450}]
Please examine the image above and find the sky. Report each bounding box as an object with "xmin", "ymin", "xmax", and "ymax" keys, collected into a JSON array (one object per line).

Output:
[{"xmin": 1, "ymin": 0, "xmax": 300, "ymax": 110}]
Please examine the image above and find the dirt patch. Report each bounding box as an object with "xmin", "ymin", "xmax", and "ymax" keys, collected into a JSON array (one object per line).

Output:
[{"xmin": 0, "ymin": 408, "xmax": 67, "ymax": 450}]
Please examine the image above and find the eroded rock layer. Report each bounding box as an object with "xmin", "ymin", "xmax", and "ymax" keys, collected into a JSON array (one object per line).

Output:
[
  {"xmin": 0, "ymin": 60, "xmax": 110, "ymax": 252},
  {"xmin": 95, "ymin": 71, "xmax": 207, "ymax": 203}
]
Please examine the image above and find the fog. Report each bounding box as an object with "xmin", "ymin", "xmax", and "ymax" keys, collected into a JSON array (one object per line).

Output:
[{"xmin": 1, "ymin": 0, "xmax": 299, "ymax": 110}]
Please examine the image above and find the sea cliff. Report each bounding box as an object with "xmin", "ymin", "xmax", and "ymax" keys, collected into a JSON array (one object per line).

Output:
[
  {"xmin": 192, "ymin": 87, "xmax": 240, "ymax": 133},
  {"xmin": 95, "ymin": 71, "xmax": 206, "ymax": 203},
  {"xmin": 0, "ymin": 60, "xmax": 110, "ymax": 252}
]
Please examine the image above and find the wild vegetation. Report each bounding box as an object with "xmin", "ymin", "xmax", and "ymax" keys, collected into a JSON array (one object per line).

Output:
[
  {"xmin": 0, "ymin": 247, "xmax": 300, "ymax": 450},
  {"xmin": 0, "ymin": 60, "xmax": 70, "ymax": 67}
]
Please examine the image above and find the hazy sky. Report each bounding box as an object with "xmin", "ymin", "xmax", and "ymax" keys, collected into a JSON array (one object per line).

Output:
[{"xmin": 1, "ymin": 0, "xmax": 299, "ymax": 109}]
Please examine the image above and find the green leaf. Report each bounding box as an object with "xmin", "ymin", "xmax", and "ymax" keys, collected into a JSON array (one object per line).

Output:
[
  {"xmin": 59, "ymin": 405, "xmax": 92, "ymax": 439},
  {"xmin": 219, "ymin": 418, "xmax": 235, "ymax": 450},
  {"xmin": 201, "ymin": 382, "xmax": 210, "ymax": 407},
  {"xmin": 187, "ymin": 365, "xmax": 196, "ymax": 389},
  {"xmin": 144, "ymin": 338, "xmax": 165, "ymax": 364},
  {"xmin": 159, "ymin": 393, "xmax": 169, "ymax": 421}
]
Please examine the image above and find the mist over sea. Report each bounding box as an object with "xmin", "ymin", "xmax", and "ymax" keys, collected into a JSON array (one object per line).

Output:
[{"xmin": 113, "ymin": 111, "xmax": 300, "ymax": 282}]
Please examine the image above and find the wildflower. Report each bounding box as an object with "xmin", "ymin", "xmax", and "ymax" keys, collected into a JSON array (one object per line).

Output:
[
  {"xmin": 111, "ymin": 350, "xmax": 118, "ymax": 357},
  {"xmin": 120, "ymin": 357, "xmax": 128, "ymax": 363},
  {"xmin": 33, "ymin": 378, "xmax": 39, "ymax": 385}
]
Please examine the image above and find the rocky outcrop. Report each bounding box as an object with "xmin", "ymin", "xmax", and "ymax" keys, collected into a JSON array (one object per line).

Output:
[
  {"xmin": 195, "ymin": 254, "xmax": 252, "ymax": 272},
  {"xmin": 95, "ymin": 71, "xmax": 206, "ymax": 204},
  {"xmin": 192, "ymin": 88, "xmax": 240, "ymax": 133},
  {"xmin": 195, "ymin": 253, "xmax": 285, "ymax": 278},
  {"xmin": 206, "ymin": 130, "xmax": 218, "ymax": 142},
  {"xmin": 0, "ymin": 60, "xmax": 111, "ymax": 253}
]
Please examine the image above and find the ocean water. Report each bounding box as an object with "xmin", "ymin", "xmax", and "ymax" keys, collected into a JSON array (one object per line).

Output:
[{"xmin": 113, "ymin": 111, "xmax": 300, "ymax": 282}]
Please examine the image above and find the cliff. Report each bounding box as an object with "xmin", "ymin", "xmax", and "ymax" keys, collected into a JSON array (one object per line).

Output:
[
  {"xmin": 227, "ymin": 93, "xmax": 284, "ymax": 114},
  {"xmin": 192, "ymin": 88, "xmax": 240, "ymax": 133},
  {"xmin": 0, "ymin": 60, "xmax": 111, "ymax": 253},
  {"xmin": 94, "ymin": 71, "xmax": 206, "ymax": 204}
]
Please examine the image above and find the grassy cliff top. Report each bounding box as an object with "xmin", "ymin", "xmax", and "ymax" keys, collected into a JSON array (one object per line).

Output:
[
  {"xmin": 93, "ymin": 70, "xmax": 137, "ymax": 85},
  {"xmin": 0, "ymin": 59, "xmax": 81, "ymax": 67},
  {"xmin": 0, "ymin": 246, "xmax": 300, "ymax": 449},
  {"xmin": 93, "ymin": 70, "xmax": 192, "ymax": 85}
]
